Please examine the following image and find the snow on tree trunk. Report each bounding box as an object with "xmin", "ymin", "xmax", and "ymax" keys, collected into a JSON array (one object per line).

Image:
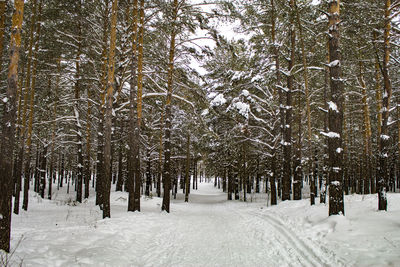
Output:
[
  {"xmin": 327, "ymin": 0, "xmax": 344, "ymax": 216},
  {"xmin": 378, "ymin": 0, "xmax": 392, "ymax": 211},
  {"xmin": 75, "ymin": 0, "xmax": 84, "ymax": 203}
]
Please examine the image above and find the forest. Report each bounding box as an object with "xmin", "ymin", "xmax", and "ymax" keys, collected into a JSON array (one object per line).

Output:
[{"xmin": 0, "ymin": 0, "xmax": 400, "ymax": 265}]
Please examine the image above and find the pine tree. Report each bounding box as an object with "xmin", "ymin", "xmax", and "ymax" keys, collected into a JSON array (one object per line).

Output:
[
  {"xmin": 378, "ymin": 0, "xmax": 393, "ymax": 211},
  {"xmin": 162, "ymin": 0, "xmax": 179, "ymax": 213},
  {"xmin": 103, "ymin": 0, "xmax": 118, "ymax": 219},
  {"xmin": 128, "ymin": 0, "xmax": 139, "ymax": 212},
  {"xmin": 327, "ymin": 0, "xmax": 344, "ymax": 216},
  {"xmin": 0, "ymin": 0, "xmax": 25, "ymax": 253}
]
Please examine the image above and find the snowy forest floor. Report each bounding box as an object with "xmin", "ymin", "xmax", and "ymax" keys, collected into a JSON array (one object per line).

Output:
[{"xmin": 6, "ymin": 182, "xmax": 400, "ymax": 267}]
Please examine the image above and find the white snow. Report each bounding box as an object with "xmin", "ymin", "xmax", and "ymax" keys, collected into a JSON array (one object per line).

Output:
[
  {"xmin": 230, "ymin": 101, "xmax": 250, "ymax": 119},
  {"xmin": 241, "ymin": 89, "xmax": 249, "ymax": 97},
  {"xmin": 331, "ymin": 181, "xmax": 341, "ymax": 186},
  {"xmin": 210, "ymin": 93, "xmax": 226, "ymax": 107},
  {"xmin": 7, "ymin": 183, "xmax": 400, "ymax": 266},
  {"xmin": 207, "ymin": 92, "xmax": 217, "ymax": 99},
  {"xmin": 201, "ymin": 109, "xmax": 209, "ymax": 116},
  {"xmin": 271, "ymin": 193, "xmax": 400, "ymax": 266},
  {"xmin": 281, "ymin": 140, "xmax": 291, "ymax": 146},
  {"xmin": 2, "ymin": 97, "xmax": 8, "ymax": 103},
  {"xmin": 380, "ymin": 134, "xmax": 390, "ymax": 140},
  {"xmin": 311, "ymin": 0, "xmax": 321, "ymax": 5},
  {"xmin": 321, "ymin": 131, "xmax": 340, "ymax": 138},
  {"xmin": 327, "ymin": 101, "xmax": 338, "ymax": 112},
  {"xmin": 328, "ymin": 60, "xmax": 340, "ymax": 67}
]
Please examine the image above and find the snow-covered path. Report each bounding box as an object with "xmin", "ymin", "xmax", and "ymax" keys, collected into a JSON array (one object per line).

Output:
[{"xmin": 9, "ymin": 183, "xmax": 347, "ymax": 267}]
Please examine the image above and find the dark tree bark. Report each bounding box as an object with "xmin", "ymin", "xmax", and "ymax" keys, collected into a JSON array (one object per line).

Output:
[
  {"xmin": 14, "ymin": 0, "xmax": 38, "ymax": 214},
  {"xmin": 127, "ymin": 0, "xmax": 138, "ymax": 211},
  {"xmin": 328, "ymin": 0, "xmax": 344, "ymax": 216},
  {"xmin": 49, "ymin": 60, "xmax": 61, "ymax": 200},
  {"xmin": 116, "ymin": 142, "xmax": 124, "ymax": 192},
  {"xmin": 227, "ymin": 166, "xmax": 232, "ymax": 200},
  {"xmin": 14, "ymin": 0, "xmax": 37, "ymax": 213},
  {"xmin": 255, "ymin": 157, "xmax": 260, "ymax": 193},
  {"xmin": 0, "ymin": 0, "xmax": 24, "ymax": 253},
  {"xmin": 185, "ymin": 134, "xmax": 190, "ymax": 202},
  {"xmin": 145, "ymin": 150, "xmax": 151, "ymax": 196},
  {"xmin": 378, "ymin": 0, "xmax": 392, "ymax": 211},
  {"xmin": 234, "ymin": 174, "xmax": 239, "ymax": 200},
  {"xmin": 134, "ymin": 0, "xmax": 145, "ymax": 211},
  {"xmin": 320, "ymin": 42, "xmax": 330, "ymax": 204},
  {"xmin": 103, "ymin": 0, "xmax": 118, "ymax": 218},
  {"xmin": 84, "ymin": 85, "xmax": 92, "ymax": 199},
  {"xmin": 293, "ymin": 86, "xmax": 302, "ymax": 201},
  {"xmin": 96, "ymin": 0, "xmax": 109, "ymax": 208},
  {"xmin": 75, "ymin": 0, "xmax": 84, "ymax": 203},
  {"xmin": 162, "ymin": 0, "xmax": 179, "ymax": 213},
  {"xmin": 39, "ymin": 146, "xmax": 47, "ymax": 199},
  {"xmin": 157, "ymin": 115, "xmax": 163, "ymax": 197},
  {"xmin": 270, "ymin": 153, "xmax": 277, "ymax": 205},
  {"xmin": 282, "ymin": 0, "xmax": 295, "ymax": 201},
  {"xmin": 60, "ymin": 153, "xmax": 65, "ymax": 188},
  {"xmin": 0, "ymin": 0, "xmax": 7, "ymax": 72},
  {"xmin": 23, "ymin": 0, "xmax": 42, "ymax": 212}
]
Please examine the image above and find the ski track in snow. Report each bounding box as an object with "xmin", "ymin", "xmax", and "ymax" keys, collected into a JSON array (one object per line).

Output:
[
  {"xmin": 11, "ymin": 184, "xmax": 344, "ymax": 267},
  {"xmin": 238, "ymin": 209, "xmax": 344, "ymax": 267}
]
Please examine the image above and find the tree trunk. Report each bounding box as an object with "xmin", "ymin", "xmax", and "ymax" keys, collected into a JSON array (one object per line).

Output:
[
  {"xmin": 293, "ymin": 84, "xmax": 302, "ymax": 200},
  {"xmin": 255, "ymin": 157, "xmax": 260, "ymax": 193},
  {"xmin": 116, "ymin": 132, "xmax": 124, "ymax": 191},
  {"xmin": 96, "ymin": 0, "xmax": 110, "ymax": 208},
  {"xmin": 103, "ymin": 0, "xmax": 118, "ymax": 219},
  {"xmin": 294, "ymin": 0, "xmax": 310, "ymax": 201},
  {"xmin": 48, "ymin": 76, "xmax": 58, "ymax": 200},
  {"xmin": 320, "ymin": 42, "xmax": 329, "ymax": 204},
  {"xmin": 145, "ymin": 150, "xmax": 151, "ymax": 196},
  {"xmin": 128, "ymin": 0, "xmax": 139, "ymax": 211},
  {"xmin": 327, "ymin": 0, "xmax": 344, "ymax": 216},
  {"xmin": 23, "ymin": 0, "xmax": 42, "ymax": 211},
  {"xmin": 0, "ymin": 0, "xmax": 7, "ymax": 73},
  {"xmin": 14, "ymin": 0, "xmax": 37, "ymax": 214},
  {"xmin": 34, "ymin": 147, "xmax": 40, "ymax": 193},
  {"xmin": 271, "ymin": 0, "xmax": 284, "ymax": 203},
  {"xmin": 358, "ymin": 58, "xmax": 372, "ymax": 195},
  {"xmin": 378, "ymin": 0, "xmax": 392, "ymax": 211},
  {"xmin": 227, "ymin": 166, "xmax": 232, "ymax": 200},
  {"xmin": 133, "ymin": 0, "xmax": 145, "ymax": 211},
  {"xmin": 0, "ymin": 0, "xmax": 24, "ymax": 253},
  {"xmin": 185, "ymin": 134, "xmax": 190, "ymax": 202},
  {"xmin": 157, "ymin": 112, "xmax": 163, "ymax": 197},
  {"xmin": 39, "ymin": 146, "xmax": 47, "ymax": 199},
  {"xmin": 85, "ymin": 85, "xmax": 92, "ymax": 199},
  {"xmin": 75, "ymin": 1, "xmax": 84, "ymax": 203},
  {"xmin": 282, "ymin": 0, "xmax": 295, "ymax": 201},
  {"xmin": 162, "ymin": 0, "xmax": 179, "ymax": 213},
  {"xmin": 270, "ymin": 153, "xmax": 277, "ymax": 205}
]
